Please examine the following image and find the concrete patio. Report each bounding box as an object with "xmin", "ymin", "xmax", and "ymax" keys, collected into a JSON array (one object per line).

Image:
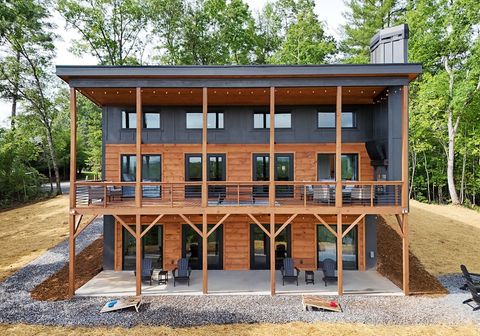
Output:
[{"xmin": 76, "ymin": 270, "xmax": 402, "ymax": 296}]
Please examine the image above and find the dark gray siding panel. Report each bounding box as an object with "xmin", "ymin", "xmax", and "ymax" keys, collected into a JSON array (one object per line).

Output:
[
  {"xmin": 365, "ymin": 215, "xmax": 378, "ymax": 270},
  {"xmin": 103, "ymin": 215, "xmax": 115, "ymax": 270},
  {"xmin": 104, "ymin": 105, "xmax": 375, "ymax": 145},
  {"xmin": 387, "ymin": 86, "xmax": 403, "ymax": 181}
]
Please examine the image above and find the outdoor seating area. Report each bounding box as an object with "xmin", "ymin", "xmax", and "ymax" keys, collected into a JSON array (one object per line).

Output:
[{"xmin": 76, "ymin": 270, "xmax": 402, "ymax": 296}]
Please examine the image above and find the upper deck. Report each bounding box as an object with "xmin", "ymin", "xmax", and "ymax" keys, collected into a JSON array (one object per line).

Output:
[{"xmin": 58, "ymin": 64, "xmax": 421, "ymax": 217}]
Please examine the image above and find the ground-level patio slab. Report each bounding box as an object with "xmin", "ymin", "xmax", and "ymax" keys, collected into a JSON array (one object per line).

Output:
[{"xmin": 76, "ymin": 270, "xmax": 402, "ymax": 296}]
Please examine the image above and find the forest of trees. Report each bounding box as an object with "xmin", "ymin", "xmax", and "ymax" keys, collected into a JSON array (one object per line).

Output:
[{"xmin": 0, "ymin": 0, "xmax": 479, "ymax": 208}]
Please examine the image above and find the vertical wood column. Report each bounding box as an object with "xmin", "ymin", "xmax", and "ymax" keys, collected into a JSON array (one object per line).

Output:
[
  {"xmin": 269, "ymin": 87, "xmax": 275, "ymax": 207},
  {"xmin": 401, "ymin": 85, "xmax": 409, "ymax": 295},
  {"xmin": 270, "ymin": 213, "xmax": 276, "ymax": 295},
  {"xmin": 68, "ymin": 87, "xmax": 77, "ymax": 298},
  {"xmin": 335, "ymin": 86, "xmax": 342, "ymax": 207},
  {"xmin": 337, "ymin": 214, "xmax": 343, "ymax": 295},
  {"xmin": 402, "ymin": 214, "xmax": 409, "ymax": 295},
  {"xmin": 135, "ymin": 88, "xmax": 142, "ymax": 207},
  {"xmin": 269, "ymin": 87, "xmax": 276, "ymax": 295},
  {"xmin": 202, "ymin": 214, "xmax": 208, "ymax": 294},
  {"xmin": 135, "ymin": 214, "xmax": 142, "ymax": 296},
  {"xmin": 202, "ymin": 88, "xmax": 208, "ymax": 207}
]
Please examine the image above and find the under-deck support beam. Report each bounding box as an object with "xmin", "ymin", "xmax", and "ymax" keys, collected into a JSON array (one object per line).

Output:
[
  {"xmin": 202, "ymin": 214, "xmax": 208, "ymax": 294},
  {"xmin": 135, "ymin": 214, "xmax": 142, "ymax": 296},
  {"xmin": 337, "ymin": 214, "xmax": 343, "ymax": 295},
  {"xmin": 270, "ymin": 213, "xmax": 275, "ymax": 295}
]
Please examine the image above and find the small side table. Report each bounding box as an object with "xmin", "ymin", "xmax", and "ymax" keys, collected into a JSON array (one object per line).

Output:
[
  {"xmin": 305, "ymin": 270, "xmax": 315, "ymax": 285},
  {"xmin": 158, "ymin": 270, "xmax": 169, "ymax": 285}
]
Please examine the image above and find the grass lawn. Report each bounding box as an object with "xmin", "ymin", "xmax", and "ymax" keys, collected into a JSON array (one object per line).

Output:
[
  {"xmin": 1, "ymin": 323, "xmax": 479, "ymax": 336},
  {"xmin": 0, "ymin": 196, "xmax": 70, "ymax": 281},
  {"xmin": 386, "ymin": 200, "xmax": 480, "ymax": 276}
]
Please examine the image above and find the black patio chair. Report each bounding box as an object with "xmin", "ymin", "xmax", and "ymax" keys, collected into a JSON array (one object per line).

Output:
[
  {"xmin": 172, "ymin": 258, "xmax": 192, "ymax": 287},
  {"xmin": 460, "ymin": 265, "xmax": 480, "ymax": 291},
  {"xmin": 133, "ymin": 258, "xmax": 154, "ymax": 285},
  {"xmin": 281, "ymin": 257, "xmax": 300, "ymax": 286},
  {"xmin": 463, "ymin": 281, "xmax": 480, "ymax": 311},
  {"xmin": 322, "ymin": 258, "xmax": 338, "ymax": 287}
]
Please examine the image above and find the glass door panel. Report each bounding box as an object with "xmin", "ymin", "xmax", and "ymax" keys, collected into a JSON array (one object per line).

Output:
[
  {"xmin": 122, "ymin": 225, "xmax": 163, "ymax": 270},
  {"xmin": 185, "ymin": 155, "xmax": 202, "ymax": 198},
  {"xmin": 182, "ymin": 224, "xmax": 223, "ymax": 269},
  {"xmin": 253, "ymin": 154, "xmax": 269, "ymax": 198},
  {"xmin": 274, "ymin": 224, "xmax": 291, "ymax": 269},
  {"xmin": 250, "ymin": 224, "xmax": 270, "ymax": 269},
  {"xmin": 275, "ymin": 154, "xmax": 293, "ymax": 198},
  {"xmin": 208, "ymin": 154, "xmax": 226, "ymax": 199},
  {"xmin": 317, "ymin": 225, "xmax": 358, "ymax": 270}
]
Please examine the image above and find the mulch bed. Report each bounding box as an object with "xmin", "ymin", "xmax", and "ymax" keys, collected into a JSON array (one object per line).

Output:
[
  {"xmin": 376, "ymin": 217, "xmax": 448, "ymax": 295},
  {"xmin": 31, "ymin": 238, "xmax": 103, "ymax": 301}
]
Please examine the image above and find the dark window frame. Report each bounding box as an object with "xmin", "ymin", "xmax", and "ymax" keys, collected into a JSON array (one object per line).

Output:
[
  {"xmin": 253, "ymin": 112, "xmax": 292, "ymax": 129},
  {"xmin": 186, "ymin": 112, "xmax": 225, "ymax": 129},
  {"xmin": 121, "ymin": 110, "xmax": 161, "ymax": 129},
  {"xmin": 317, "ymin": 153, "xmax": 359, "ymax": 181},
  {"xmin": 317, "ymin": 111, "xmax": 357, "ymax": 129}
]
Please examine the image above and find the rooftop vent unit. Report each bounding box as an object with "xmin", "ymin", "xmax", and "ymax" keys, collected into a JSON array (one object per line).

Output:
[{"xmin": 370, "ymin": 24, "xmax": 409, "ymax": 64}]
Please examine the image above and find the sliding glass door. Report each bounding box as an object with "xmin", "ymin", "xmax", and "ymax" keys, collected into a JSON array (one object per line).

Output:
[
  {"xmin": 253, "ymin": 154, "xmax": 294, "ymax": 198},
  {"xmin": 122, "ymin": 225, "xmax": 163, "ymax": 270},
  {"xmin": 317, "ymin": 224, "xmax": 358, "ymax": 270},
  {"xmin": 182, "ymin": 224, "xmax": 223, "ymax": 270}
]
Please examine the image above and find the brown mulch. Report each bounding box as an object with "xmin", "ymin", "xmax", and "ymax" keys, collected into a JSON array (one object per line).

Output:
[
  {"xmin": 31, "ymin": 238, "xmax": 103, "ymax": 301},
  {"xmin": 376, "ymin": 217, "xmax": 448, "ymax": 295}
]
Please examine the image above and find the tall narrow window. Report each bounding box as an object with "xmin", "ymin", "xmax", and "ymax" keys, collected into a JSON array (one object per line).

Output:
[{"xmin": 122, "ymin": 110, "xmax": 137, "ymax": 129}]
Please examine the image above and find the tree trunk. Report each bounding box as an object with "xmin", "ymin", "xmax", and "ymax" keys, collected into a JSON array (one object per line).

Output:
[
  {"xmin": 447, "ymin": 121, "xmax": 460, "ymax": 204},
  {"xmin": 45, "ymin": 126, "xmax": 62, "ymax": 196},
  {"xmin": 460, "ymin": 140, "xmax": 467, "ymax": 204},
  {"xmin": 10, "ymin": 51, "xmax": 20, "ymax": 129},
  {"xmin": 423, "ymin": 152, "xmax": 431, "ymax": 203}
]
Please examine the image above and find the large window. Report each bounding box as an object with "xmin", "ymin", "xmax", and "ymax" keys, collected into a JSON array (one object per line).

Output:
[
  {"xmin": 186, "ymin": 112, "xmax": 224, "ymax": 129},
  {"xmin": 317, "ymin": 154, "xmax": 358, "ymax": 181},
  {"xmin": 318, "ymin": 112, "xmax": 356, "ymax": 128},
  {"xmin": 317, "ymin": 224, "xmax": 357, "ymax": 270},
  {"xmin": 185, "ymin": 154, "xmax": 226, "ymax": 197},
  {"xmin": 122, "ymin": 111, "xmax": 160, "ymax": 129},
  {"xmin": 123, "ymin": 225, "xmax": 163, "ymax": 270},
  {"xmin": 253, "ymin": 153, "xmax": 294, "ymax": 198},
  {"xmin": 253, "ymin": 112, "xmax": 291, "ymax": 129},
  {"xmin": 121, "ymin": 154, "xmax": 162, "ymax": 198}
]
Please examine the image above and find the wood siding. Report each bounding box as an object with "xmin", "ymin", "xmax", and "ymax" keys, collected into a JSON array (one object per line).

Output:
[
  {"xmin": 105, "ymin": 143, "xmax": 373, "ymax": 182},
  {"xmin": 113, "ymin": 214, "xmax": 365, "ymax": 272}
]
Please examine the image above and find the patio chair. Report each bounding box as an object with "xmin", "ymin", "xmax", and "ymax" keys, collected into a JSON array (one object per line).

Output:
[
  {"xmin": 281, "ymin": 257, "xmax": 300, "ymax": 286},
  {"xmin": 460, "ymin": 265, "xmax": 480, "ymax": 291},
  {"xmin": 313, "ymin": 185, "xmax": 331, "ymax": 204},
  {"xmin": 463, "ymin": 281, "xmax": 480, "ymax": 311},
  {"xmin": 351, "ymin": 185, "xmax": 373, "ymax": 205},
  {"xmin": 322, "ymin": 258, "xmax": 338, "ymax": 287},
  {"xmin": 133, "ymin": 258, "xmax": 154, "ymax": 285},
  {"xmin": 172, "ymin": 258, "xmax": 192, "ymax": 287}
]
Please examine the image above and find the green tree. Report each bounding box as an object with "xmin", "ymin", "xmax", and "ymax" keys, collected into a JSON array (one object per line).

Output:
[
  {"xmin": 0, "ymin": 0, "xmax": 63, "ymax": 195},
  {"xmin": 57, "ymin": 0, "xmax": 148, "ymax": 65},
  {"xmin": 341, "ymin": 0, "xmax": 403, "ymax": 63}
]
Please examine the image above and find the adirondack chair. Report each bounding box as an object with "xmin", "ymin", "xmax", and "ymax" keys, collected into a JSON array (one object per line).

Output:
[
  {"xmin": 463, "ymin": 281, "xmax": 480, "ymax": 311},
  {"xmin": 322, "ymin": 258, "xmax": 338, "ymax": 287},
  {"xmin": 460, "ymin": 265, "xmax": 480, "ymax": 292},
  {"xmin": 133, "ymin": 258, "xmax": 154, "ymax": 285},
  {"xmin": 281, "ymin": 257, "xmax": 300, "ymax": 286},
  {"xmin": 172, "ymin": 258, "xmax": 192, "ymax": 287}
]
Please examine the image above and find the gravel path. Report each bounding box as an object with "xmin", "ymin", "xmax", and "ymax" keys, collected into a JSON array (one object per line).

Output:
[{"xmin": 0, "ymin": 217, "xmax": 479, "ymax": 328}]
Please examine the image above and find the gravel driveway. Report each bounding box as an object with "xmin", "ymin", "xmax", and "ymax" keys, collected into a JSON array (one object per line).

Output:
[{"xmin": 0, "ymin": 217, "xmax": 478, "ymax": 328}]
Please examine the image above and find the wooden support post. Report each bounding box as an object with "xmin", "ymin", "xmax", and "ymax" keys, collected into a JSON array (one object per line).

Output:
[
  {"xmin": 68, "ymin": 214, "xmax": 75, "ymax": 297},
  {"xmin": 270, "ymin": 212, "xmax": 275, "ymax": 295},
  {"xmin": 269, "ymin": 87, "xmax": 275, "ymax": 207},
  {"xmin": 402, "ymin": 213, "xmax": 409, "ymax": 295},
  {"xmin": 336, "ymin": 86, "xmax": 342, "ymax": 207},
  {"xmin": 68, "ymin": 87, "xmax": 77, "ymax": 298},
  {"xmin": 337, "ymin": 214, "xmax": 343, "ymax": 295},
  {"xmin": 202, "ymin": 88, "xmax": 208, "ymax": 208},
  {"xmin": 135, "ymin": 214, "xmax": 142, "ymax": 296},
  {"xmin": 202, "ymin": 213, "xmax": 208, "ymax": 294},
  {"xmin": 402, "ymin": 85, "xmax": 409, "ymax": 210},
  {"xmin": 136, "ymin": 88, "xmax": 142, "ymax": 208}
]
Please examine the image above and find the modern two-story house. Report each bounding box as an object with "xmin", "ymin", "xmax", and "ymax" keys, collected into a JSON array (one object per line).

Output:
[{"xmin": 58, "ymin": 25, "xmax": 421, "ymax": 297}]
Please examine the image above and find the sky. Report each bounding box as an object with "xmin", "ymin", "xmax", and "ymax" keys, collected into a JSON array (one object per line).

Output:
[{"xmin": 0, "ymin": 0, "xmax": 347, "ymax": 127}]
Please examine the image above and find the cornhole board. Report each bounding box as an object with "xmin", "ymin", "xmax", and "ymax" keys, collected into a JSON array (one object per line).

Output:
[
  {"xmin": 100, "ymin": 296, "xmax": 142, "ymax": 313},
  {"xmin": 302, "ymin": 295, "xmax": 342, "ymax": 312}
]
